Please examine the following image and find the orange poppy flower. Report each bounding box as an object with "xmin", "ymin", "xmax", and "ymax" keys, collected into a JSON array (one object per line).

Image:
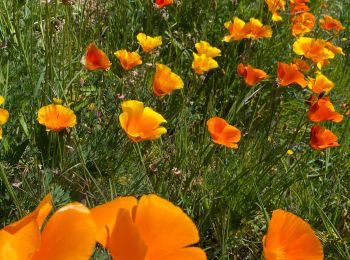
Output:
[
  {"xmin": 310, "ymin": 125, "xmax": 340, "ymax": 150},
  {"xmin": 81, "ymin": 43, "xmax": 111, "ymax": 71},
  {"xmin": 114, "ymin": 49, "xmax": 142, "ymax": 71},
  {"xmin": 0, "ymin": 194, "xmax": 96, "ymax": 259},
  {"xmin": 308, "ymin": 96, "xmax": 343, "ymax": 123},
  {"xmin": 223, "ymin": 17, "xmax": 247, "ymax": 42},
  {"xmin": 290, "ymin": 2, "xmax": 310, "ymax": 15},
  {"xmin": 119, "ymin": 100, "xmax": 167, "ymax": 142},
  {"xmin": 38, "ymin": 104, "xmax": 77, "ymax": 132},
  {"xmin": 293, "ymin": 37, "xmax": 335, "ymax": 68},
  {"xmin": 207, "ymin": 117, "xmax": 241, "ymax": 149},
  {"xmin": 237, "ymin": 63, "xmax": 269, "ymax": 86},
  {"xmin": 277, "ymin": 62, "xmax": 307, "ymax": 87},
  {"xmin": 263, "ymin": 209, "xmax": 323, "ymax": 260},
  {"xmin": 265, "ymin": 0, "xmax": 286, "ymax": 21},
  {"xmin": 155, "ymin": 0, "xmax": 173, "ymax": 8},
  {"xmin": 307, "ymin": 73, "xmax": 334, "ymax": 94},
  {"xmin": 320, "ymin": 15, "xmax": 345, "ymax": 31},
  {"xmin": 195, "ymin": 41, "xmax": 221, "ymax": 58},
  {"xmin": 91, "ymin": 194, "xmax": 207, "ymax": 260},
  {"xmin": 136, "ymin": 33, "xmax": 162, "ymax": 53},
  {"xmin": 0, "ymin": 96, "xmax": 9, "ymax": 126},
  {"xmin": 291, "ymin": 12, "xmax": 315, "ymax": 37},
  {"xmin": 325, "ymin": 41, "xmax": 344, "ymax": 56},
  {"xmin": 241, "ymin": 18, "xmax": 273, "ymax": 40},
  {"xmin": 192, "ymin": 53, "xmax": 219, "ymax": 75},
  {"xmin": 153, "ymin": 64, "xmax": 184, "ymax": 96},
  {"xmin": 292, "ymin": 58, "xmax": 311, "ymax": 72}
]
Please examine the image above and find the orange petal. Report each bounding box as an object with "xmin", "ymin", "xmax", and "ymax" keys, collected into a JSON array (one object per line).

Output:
[
  {"xmin": 207, "ymin": 117, "xmax": 228, "ymax": 141},
  {"xmin": 277, "ymin": 62, "xmax": 307, "ymax": 87},
  {"xmin": 221, "ymin": 125, "xmax": 241, "ymax": 148},
  {"xmin": 91, "ymin": 196, "xmax": 138, "ymax": 246},
  {"xmin": 33, "ymin": 203, "xmax": 96, "ymax": 260},
  {"xmin": 310, "ymin": 125, "xmax": 339, "ymax": 150},
  {"xmin": 83, "ymin": 43, "xmax": 111, "ymax": 71},
  {"xmin": 308, "ymin": 97, "xmax": 343, "ymax": 123}
]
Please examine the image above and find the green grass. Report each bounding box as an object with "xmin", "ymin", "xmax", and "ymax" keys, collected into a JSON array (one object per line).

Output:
[{"xmin": 1, "ymin": 0, "xmax": 350, "ymax": 259}]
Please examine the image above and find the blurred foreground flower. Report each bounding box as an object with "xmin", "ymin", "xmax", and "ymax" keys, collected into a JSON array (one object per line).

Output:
[
  {"xmin": 119, "ymin": 100, "xmax": 167, "ymax": 142},
  {"xmin": 308, "ymin": 96, "xmax": 343, "ymax": 123},
  {"xmin": 91, "ymin": 194, "xmax": 207, "ymax": 260},
  {"xmin": 195, "ymin": 41, "xmax": 221, "ymax": 57},
  {"xmin": 192, "ymin": 53, "xmax": 218, "ymax": 75},
  {"xmin": 38, "ymin": 104, "xmax": 77, "ymax": 132},
  {"xmin": 207, "ymin": 117, "xmax": 241, "ymax": 149},
  {"xmin": 153, "ymin": 64, "xmax": 184, "ymax": 96},
  {"xmin": 0, "ymin": 96, "xmax": 9, "ymax": 140},
  {"xmin": 320, "ymin": 15, "xmax": 345, "ymax": 31},
  {"xmin": 277, "ymin": 62, "xmax": 307, "ymax": 87},
  {"xmin": 310, "ymin": 125, "xmax": 339, "ymax": 150},
  {"xmin": 263, "ymin": 209, "xmax": 323, "ymax": 259},
  {"xmin": 114, "ymin": 49, "xmax": 142, "ymax": 70},
  {"xmin": 0, "ymin": 194, "xmax": 96, "ymax": 259},
  {"xmin": 155, "ymin": 0, "xmax": 173, "ymax": 8},
  {"xmin": 237, "ymin": 63, "xmax": 268, "ymax": 86},
  {"xmin": 81, "ymin": 43, "xmax": 111, "ymax": 71},
  {"xmin": 137, "ymin": 33, "xmax": 162, "ymax": 53}
]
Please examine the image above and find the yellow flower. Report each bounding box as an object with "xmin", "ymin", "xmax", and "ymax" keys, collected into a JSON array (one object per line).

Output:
[
  {"xmin": 223, "ymin": 17, "xmax": 246, "ymax": 42},
  {"xmin": 192, "ymin": 53, "xmax": 219, "ymax": 75},
  {"xmin": 38, "ymin": 104, "xmax": 77, "ymax": 132},
  {"xmin": 119, "ymin": 100, "xmax": 167, "ymax": 142},
  {"xmin": 287, "ymin": 149, "xmax": 294, "ymax": 155},
  {"xmin": 153, "ymin": 64, "xmax": 184, "ymax": 96},
  {"xmin": 136, "ymin": 33, "xmax": 162, "ymax": 53},
  {"xmin": 114, "ymin": 50, "xmax": 142, "ymax": 70},
  {"xmin": 195, "ymin": 41, "xmax": 221, "ymax": 58}
]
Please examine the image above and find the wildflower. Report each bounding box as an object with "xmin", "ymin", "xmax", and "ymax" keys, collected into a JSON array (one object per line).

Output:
[
  {"xmin": 263, "ymin": 209, "xmax": 324, "ymax": 259},
  {"xmin": 290, "ymin": 2, "xmax": 310, "ymax": 15},
  {"xmin": 119, "ymin": 100, "xmax": 167, "ymax": 142},
  {"xmin": 0, "ymin": 96, "xmax": 9, "ymax": 140},
  {"xmin": 153, "ymin": 64, "xmax": 184, "ymax": 96},
  {"xmin": 114, "ymin": 50, "xmax": 142, "ymax": 70},
  {"xmin": 192, "ymin": 53, "xmax": 219, "ymax": 75},
  {"xmin": 155, "ymin": 0, "xmax": 173, "ymax": 8},
  {"xmin": 195, "ymin": 41, "xmax": 221, "ymax": 58},
  {"xmin": 265, "ymin": 0, "xmax": 286, "ymax": 21},
  {"xmin": 307, "ymin": 73, "xmax": 334, "ymax": 94},
  {"xmin": 0, "ymin": 194, "xmax": 96, "ymax": 259},
  {"xmin": 291, "ymin": 12, "xmax": 315, "ymax": 37},
  {"xmin": 287, "ymin": 149, "xmax": 294, "ymax": 155},
  {"xmin": 292, "ymin": 58, "xmax": 310, "ymax": 72},
  {"xmin": 325, "ymin": 42, "xmax": 344, "ymax": 55},
  {"xmin": 81, "ymin": 43, "xmax": 111, "ymax": 71},
  {"xmin": 308, "ymin": 96, "xmax": 343, "ymax": 123},
  {"xmin": 241, "ymin": 18, "xmax": 273, "ymax": 40},
  {"xmin": 310, "ymin": 125, "xmax": 339, "ymax": 150},
  {"xmin": 320, "ymin": 15, "xmax": 345, "ymax": 31},
  {"xmin": 37, "ymin": 104, "xmax": 77, "ymax": 132},
  {"xmin": 237, "ymin": 63, "xmax": 269, "ymax": 86},
  {"xmin": 91, "ymin": 194, "xmax": 207, "ymax": 260},
  {"xmin": 137, "ymin": 33, "xmax": 162, "ymax": 53},
  {"xmin": 222, "ymin": 17, "xmax": 247, "ymax": 42},
  {"xmin": 207, "ymin": 117, "xmax": 241, "ymax": 149},
  {"xmin": 277, "ymin": 62, "xmax": 307, "ymax": 87}
]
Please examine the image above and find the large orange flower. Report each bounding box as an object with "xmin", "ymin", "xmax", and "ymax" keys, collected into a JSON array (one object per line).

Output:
[
  {"xmin": 155, "ymin": 0, "xmax": 173, "ymax": 8},
  {"xmin": 320, "ymin": 15, "xmax": 345, "ymax": 31},
  {"xmin": 119, "ymin": 100, "xmax": 167, "ymax": 142},
  {"xmin": 241, "ymin": 18, "xmax": 273, "ymax": 40},
  {"xmin": 0, "ymin": 194, "xmax": 96, "ymax": 259},
  {"xmin": 307, "ymin": 73, "xmax": 334, "ymax": 94},
  {"xmin": 91, "ymin": 194, "xmax": 207, "ymax": 260},
  {"xmin": 237, "ymin": 63, "xmax": 269, "ymax": 86},
  {"xmin": 38, "ymin": 104, "xmax": 77, "ymax": 132},
  {"xmin": 265, "ymin": 0, "xmax": 286, "ymax": 21},
  {"xmin": 195, "ymin": 41, "xmax": 221, "ymax": 58},
  {"xmin": 192, "ymin": 53, "xmax": 219, "ymax": 75},
  {"xmin": 291, "ymin": 12, "xmax": 315, "ymax": 37},
  {"xmin": 223, "ymin": 17, "xmax": 247, "ymax": 42},
  {"xmin": 153, "ymin": 64, "xmax": 184, "ymax": 96},
  {"xmin": 308, "ymin": 97, "xmax": 343, "ymax": 123},
  {"xmin": 310, "ymin": 125, "xmax": 340, "ymax": 150},
  {"xmin": 263, "ymin": 209, "xmax": 323, "ymax": 259},
  {"xmin": 277, "ymin": 62, "xmax": 307, "ymax": 87},
  {"xmin": 207, "ymin": 117, "xmax": 241, "ymax": 149},
  {"xmin": 114, "ymin": 50, "xmax": 142, "ymax": 70},
  {"xmin": 82, "ymin": 43, "xmax": 111, "ymax": 71},
  {"xmin": 137, "ymin": 33, "xmax": 162, "ymax": 53}
]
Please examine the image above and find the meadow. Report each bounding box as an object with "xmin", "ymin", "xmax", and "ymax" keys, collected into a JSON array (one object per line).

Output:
[{"xmin": 0, "ymin": 0, "xmax": 349, "ymax": 259}]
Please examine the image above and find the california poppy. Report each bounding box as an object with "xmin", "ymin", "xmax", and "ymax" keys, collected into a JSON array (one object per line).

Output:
[
  {"xmin": 223, "ymin": 17, "xmax": 247, "ymax": 42},
  {"xmin": 277, "ymin": 62, "xmax": 307, "ymax": 87},
  {"xmin": 81, "ymin": 43, "xmax": 111, "ymax": 71},
  {"xmin": 265, "ymin": 0, "xmax": 286, "ymax": 21},
  {"xmin": 0, "ymin": 194, "xmax": 97, "ymax": 259},
  {"xmin": 114, "ymin": 50, "xmax": 142, "ymax": 71},
  {"xmin": 195, "ymin": 41, "xmax": 221, "ymax": 58},
  {"xmin": 153, "ymin": 64, "xmax": 184, "ymax": 96},
  {"xmin": 91, "ymin": 194, "xmax": 207, "ymax": 260},
  {"xmin": 291, "ymin": 12, "xmax": 315, "ymax": 37},
  {"xmin": 290, "ymin": 2, "xmax": 310, "ymax": 15},
  {"xmin": 119, "ymin": 100, "xmax": 167, "ymax": 142},
  {"xmin": 263, "ymin": 209, "xmax": 324, "ymax": 259},
  {"xmin": 207, "ymin": 117, "xmax": 241, "ymax": 149},
  {"xmin": 292, "ymin": 58, "xmax": 311, "ymax": 72},
  {"xmin": 320, "ymin": 15, "xmax": 345, "ymax": 31},
  {"xmin": 241, "ymin": 18, "xmax": 273, "ymax": 40},
  {"xmin": 137, "ymin": 33, "xmax": 162, "ymax": 53},
  {"xmin": 310, "ymin": 125, "xmax": 340, "ymax": 150},
  {"xmin": 308, "ymin": 96, "xmax": 343, "ymax": 123},
  {"xmin": 192, "ymin": 53, "xmax": 219, "ymax": 75},
  {"xmin": 307, "ymin": 73, "xmax": 334, "ymax": 94},
  {"xmin": 38, "ymin": 104, "xmax": 77, "ymax": 132},
  {"xmin": 0, "ymin": 96, "xmax": 9, "ymax": 126},
  {"xmin": 155, "ymin": 0, "xmax": 173, "ymax": 8},
  {"xmin": 237, "ymin": 63, "xmax": 269, "ymax": 86}
]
